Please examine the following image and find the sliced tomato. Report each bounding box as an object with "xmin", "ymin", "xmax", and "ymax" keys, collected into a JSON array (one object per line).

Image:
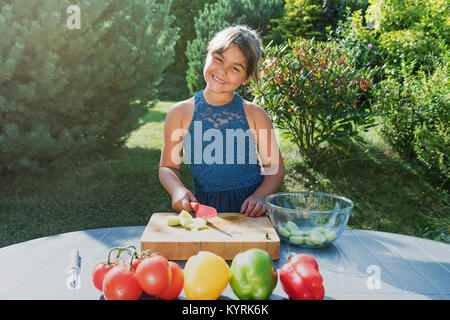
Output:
[{"xmin": 158, "ymin": 261, "xmax": 184, "ymax": 300}]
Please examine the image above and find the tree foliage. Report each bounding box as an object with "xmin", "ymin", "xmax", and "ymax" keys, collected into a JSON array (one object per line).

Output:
[{"xmin": 0, "ymin": 0, "xmax": 178, "ymax": 174}]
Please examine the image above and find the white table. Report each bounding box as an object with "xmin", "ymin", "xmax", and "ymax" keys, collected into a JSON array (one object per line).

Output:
[{"xmin": 0, "ymin": 226, "xmax": 449, "ymax": 300}]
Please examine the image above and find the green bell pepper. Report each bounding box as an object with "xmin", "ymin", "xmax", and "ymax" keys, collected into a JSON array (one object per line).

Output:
[{"xmin": 229, "ymin": 248, "xmax": 278, "ymax": 300}]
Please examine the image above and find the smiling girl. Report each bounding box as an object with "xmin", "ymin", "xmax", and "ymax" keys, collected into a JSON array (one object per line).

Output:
[{"xmin": 159, "ymin": 25, "xmax": 285, "ymax": 217}]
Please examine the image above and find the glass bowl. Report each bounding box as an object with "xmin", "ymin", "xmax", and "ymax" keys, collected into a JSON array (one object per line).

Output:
[{"xmin": 265, "ymin": 192, "xmax": 354, "ymax": 248}]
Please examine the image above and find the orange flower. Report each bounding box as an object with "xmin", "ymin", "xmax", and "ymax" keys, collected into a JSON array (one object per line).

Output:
[
  {"xmin": 359, "ymin": 81, "xmax": 366, "ymax": 91},
  {"xmin": 259, "ymin": 70, "xmax": 265, "ymax": 80}
]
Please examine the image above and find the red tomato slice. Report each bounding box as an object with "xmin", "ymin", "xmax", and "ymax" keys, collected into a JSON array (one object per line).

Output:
[{"xmin": 158, "ymin": 261, "xmax": 184, "ymax": 300}]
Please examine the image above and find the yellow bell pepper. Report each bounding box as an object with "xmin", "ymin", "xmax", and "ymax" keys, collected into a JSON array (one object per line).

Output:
[{"xmin": 184, "ymin": 251, "xmax": 229, "ymax": 300}]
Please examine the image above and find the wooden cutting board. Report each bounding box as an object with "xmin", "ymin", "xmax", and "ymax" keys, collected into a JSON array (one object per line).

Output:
[{"xmin": 140, "ymin": 213, "xmax": 280, "ymax": 260}]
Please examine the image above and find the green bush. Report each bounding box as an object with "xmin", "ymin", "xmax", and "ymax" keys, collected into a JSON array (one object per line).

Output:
[
  {"xmin": 365, "ymin": 0, "xmax": 449, "ymax": 36},
  {"xmin": 327, "ymin": 9, "xmax": 384, "ymax": 83},
  {"xmin": 380, "ymin": 29, "xmax": 441, "ymax": 75},
  {"xmin": 374, "ymin": 65, "xmax": 418, "ymax": 157},
  {"xmin": 323, "ymin": 0, "xmax": 370, "ymax": 25},
  {"xmin": 414, "ymin": 127, "xmax": 449, "ymax": 182},
  {"xmin": 185, "ymin": 0, "xmax": 284, "ymax": 96},
  {"xmin": 266, "ymin": 0, "xmax": 370, "ymax": 44},
  {"xmin": 157, "ymin": 73, "xmax": 191, "ymax": 100},
  {"xmin": 413, "ymin": 58, "xmax": 449, "ymax": 181},
  {"xmin": 252, "ymin": 38, "xmax": 376, "ymax": 156},
  {"xmin": 267, "ymin": 0, "xmax": 325, "ymax": 41},
  {"xmin": 366, "ymin": 0, "xmax": 427, "ymax": 31},
  {"xmin": 365, "ymin": 0, "xmax": 449, "ymax": 75},
  {"xmin": 375, "ymin": 54, "xmax": 449, "ymax": 181},
  {"xmin": 0, "ymin": 0, "xmax": 178, "ymax": 175},
  {"xmin": 157, "ymin": 0, "xmax": 217, "ymax": 101}
]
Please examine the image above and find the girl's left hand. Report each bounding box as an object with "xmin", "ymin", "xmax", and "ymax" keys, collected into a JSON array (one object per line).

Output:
[{"xmin": 240, "ymin": 193, "xmax": 268, "ymax": 217}]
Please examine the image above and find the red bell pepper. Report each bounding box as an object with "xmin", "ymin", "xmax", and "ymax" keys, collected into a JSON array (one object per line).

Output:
[{"xmin": 280, "ymin": 254, "xmax": 325, "ymax": 300}]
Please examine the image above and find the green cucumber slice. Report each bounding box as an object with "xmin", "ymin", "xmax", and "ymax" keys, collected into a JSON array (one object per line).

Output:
[
  {"xmin": 313, "ymin": 227, "xmax": 327, "ymax": 235},
  {"xmin": 178, "ymin": 210, "xmax": 193, "ymax": 220},
  {"xmin": 310, "ymin": 229, "xmax": 327, "ymax": 245},
  {"xmin": 188, "ymin": 218, "xmax": 208, "ymax": 230},
  {"xmin": 289, "ymin": 235, "xmax": 307, "ymax": 245},
  {"xmin": 290, "ymin": 229, "xmax": 305, "ymax": 236},
  {"xmin": 304, "ymin": 236, "xmax": 315, "ymax": 246},
  {"xmin": 278, "ymin": 226, "xmax": 291, "ymax": 238},
  {"xmin": 325, "ymin": 230, "xmax": 337, "ymax": 242},
  {"xmin": 180, "ymin": 216, "xmax": 193, "ymax": 228},
  {"xmin": 166, "ymin": 215, "xmax": 181, "ymax": 226},
  {"xmin": 285, "ymin": 221, "xmax": 299, "ymax": 233}
]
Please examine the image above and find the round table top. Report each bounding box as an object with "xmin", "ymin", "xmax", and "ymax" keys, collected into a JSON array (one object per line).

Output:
[{"xmin": 0, "ymin": 226, "xmax": 449, "ymax": 300}]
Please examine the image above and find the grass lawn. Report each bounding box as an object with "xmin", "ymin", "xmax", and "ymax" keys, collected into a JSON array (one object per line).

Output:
[{"xmin": 0, "ymin": 101, "xmax": 448, "ymax": 248}]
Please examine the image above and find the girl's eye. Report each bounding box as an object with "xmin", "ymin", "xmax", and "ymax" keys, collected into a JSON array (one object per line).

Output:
[
  {"xmin": 214, "ymin": 57, "xmax": 222, "ymax": 62},
  {"xmin": 233, "ymin": 67, "xmax": 240, "ymax": 72}
]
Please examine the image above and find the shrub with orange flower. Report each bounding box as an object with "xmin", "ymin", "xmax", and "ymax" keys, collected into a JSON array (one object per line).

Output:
[{"xmin": 251, "ymin": 38, "xmax": 376, "ymax": 155}]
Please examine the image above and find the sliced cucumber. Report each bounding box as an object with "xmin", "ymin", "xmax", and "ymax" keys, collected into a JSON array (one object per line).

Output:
[
  {"xmin": 290, "ymin": 229, "xmax": 305, "ymax": 237},
  {"xmin": 180, "ymin": 216, "xmax": 193, "ymax": 228},
  {"xmin": 178, "ymin": 210, "xmax": 193, "ymax": 220},
  {"xmin": 172, "ymin": 211, "xmax": 208, "ymax": 230},
  {"xmin": 285, "ymin": 221, "xmax": 299, "ymax": 233},
  {"xmin": 278, "ymin": 226, "xmax": 291, "ymax": 238},
  {"xmin": 304, "ymin": 236, "xmax": 315, "ymax": 246},
  {"xmin": 187, "ymin": 218, "xmax": 208, "ymax": 230},
  {"xmin": 313, "ymin": 227, "xmax": 327, "ymax": 235},
  {"xmin": 289, "ymin": 235, "xmax": 307, "ymax": 245},
  {"xmin": 325, "ymin": 230, "xmax": 337, "ymax": 242},
  {"xmin": 310, "ymin": 229, "xmax": 327, "ymax": 245},
  {"xmin": 166, "ymin": 215, "xmax": 181, "ymax": 226}
]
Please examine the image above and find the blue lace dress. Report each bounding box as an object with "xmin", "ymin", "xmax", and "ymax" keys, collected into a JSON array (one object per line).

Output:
[{"xmin": 183, "ymin": 90, "xmax": 264, "ymax": 213}]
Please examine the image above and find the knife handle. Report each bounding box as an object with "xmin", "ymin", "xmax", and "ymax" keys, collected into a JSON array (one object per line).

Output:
[{"xmin": 190, "ymin": 202, "xmax": 199, "ymax": 212}]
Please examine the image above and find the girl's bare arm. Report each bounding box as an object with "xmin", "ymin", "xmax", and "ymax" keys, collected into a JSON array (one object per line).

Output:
[{"xmin": 159, "ymin": 102, "xmax": 197, "ymax": 212}]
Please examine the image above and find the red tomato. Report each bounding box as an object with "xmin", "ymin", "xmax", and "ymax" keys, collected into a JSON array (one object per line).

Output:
[
  {"xmin": 92, "ymin": 261, "xmax": 118, "ymax": 292},
  {"xmin": 158, "ymin": 261, "xmax": 184, "ymax": 300},
  {"xmin": 135, "ymin": 255, "xmax": 171, "ymax": 296},
  {"xmin": 102, "ymin": 265, "xmax": 143, "ymax": 300}
]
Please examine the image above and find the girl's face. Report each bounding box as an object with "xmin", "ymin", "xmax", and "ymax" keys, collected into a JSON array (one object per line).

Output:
[{"xmin": 203, "ymin": 44, "xmax": 252, "ymax": 94}]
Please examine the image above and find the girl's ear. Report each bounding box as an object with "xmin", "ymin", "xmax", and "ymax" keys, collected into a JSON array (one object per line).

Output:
[{"xmin": 242, "ymin": 74, "xmax": 253, "ymax": 85}]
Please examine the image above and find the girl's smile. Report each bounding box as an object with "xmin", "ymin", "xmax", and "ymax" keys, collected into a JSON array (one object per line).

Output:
[
  {"xmin": 212, "ymin": 73, "xmax": 227, "ymax": 85},
  {"xmin": 203, "ymin": 44, "xmax": 252, "ymax": 105}
]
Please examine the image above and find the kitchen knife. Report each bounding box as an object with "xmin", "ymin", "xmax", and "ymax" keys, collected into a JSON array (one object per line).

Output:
[
  {"xmin": 190, "ymin": 202, "xmax": 217, "ymax": 218},
  {"xmin": 66, "ymin": 249, "xmax": 81, "ymax": 289}
]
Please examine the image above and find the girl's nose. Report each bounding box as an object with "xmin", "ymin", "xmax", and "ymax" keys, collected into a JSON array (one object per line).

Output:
[{"xmin": 216, "ymin": 66, "xmax": 226, "ymax": 78}]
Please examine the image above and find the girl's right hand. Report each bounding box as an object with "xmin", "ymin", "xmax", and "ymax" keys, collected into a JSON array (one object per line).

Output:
[{"xmin": 171, "ymin": 187, "xmax": 198, "ymax": 213}]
